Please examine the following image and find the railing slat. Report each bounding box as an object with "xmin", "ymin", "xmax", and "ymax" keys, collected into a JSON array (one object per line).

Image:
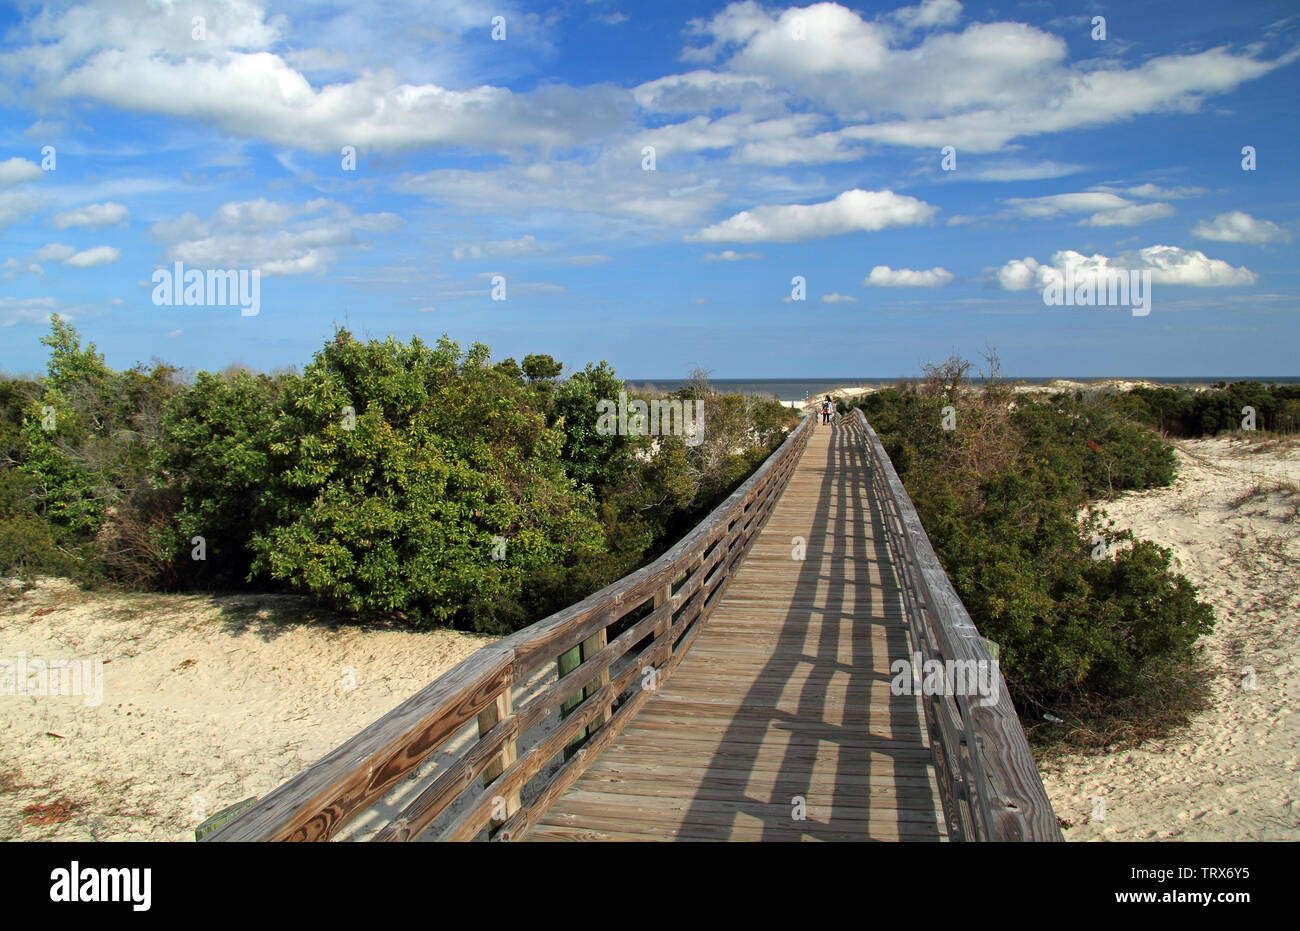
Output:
[
  {"xmin": 850, "ymin": 409, "xmax": 1061, "ymax": 841},
  {"xmin": 207, "ymin": 412, "xmax": 813, "ymax": 842}
]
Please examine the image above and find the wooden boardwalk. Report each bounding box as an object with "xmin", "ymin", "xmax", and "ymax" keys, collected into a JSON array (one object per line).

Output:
[{"xmin": 526, "ymin": 416, "xmax": 947, "ymax": 841}]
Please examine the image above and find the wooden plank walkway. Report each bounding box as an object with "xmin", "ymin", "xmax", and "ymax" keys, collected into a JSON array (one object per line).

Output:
[{"xmin": 525, "ymin": 415, "xmax": 947, "ymax": 841}]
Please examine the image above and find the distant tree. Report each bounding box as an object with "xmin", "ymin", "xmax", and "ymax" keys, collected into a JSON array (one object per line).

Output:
[
  {"xmin": 521, "ymin": 353, "xmax": 563, "ymax": 383},
  {"xmin": 494, "ymin": 357, "xmax": 524, "ymax": 383}
]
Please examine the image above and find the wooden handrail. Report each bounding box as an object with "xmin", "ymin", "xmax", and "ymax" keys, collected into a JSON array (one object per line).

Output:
[
  {"xmin": 205, "ymin": 413, "xmax": 814, "ymax": 842},
  {"xmin": 848, "ymin": 409, "xmax": 1062, "ymax": 841}
]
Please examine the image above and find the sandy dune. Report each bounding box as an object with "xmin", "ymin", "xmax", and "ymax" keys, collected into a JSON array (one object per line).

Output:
[
  {"xmin": 1040, "ymin": 436, "xmax": 1300, "ymax": 840},
  {"xmin": 0, "ymin": 585, "xmax": 491, "ymax": 841}
]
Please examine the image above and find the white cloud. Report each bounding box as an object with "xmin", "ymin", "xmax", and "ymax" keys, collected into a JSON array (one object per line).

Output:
[
  {"xmin": 561, "ymin": 254, "xmax": 611, "ymax": 266},
  {"xmin": 1001, "ymin": 192, "xmax": 1172, "ymax": 226},
  {"xmin": 0, "ymin": 158, "xmax": 44, "ymax": 187},
  {"xmin": 962, "ymin": 160, "xmax": 1086, "ymax": 182},
  {"xmin": 1082, "ymin": 202, "xmax": 1175, "ymax": 226},
  {"xmin": 703, "ymin": 250, "xmax": 762, "ymax": 261},
  {"xmin": 1004, "ymin": 193, "xmax": 1130, "ymax": 219},
  {"xmin": 149, "ymin": 197, "xmax": 402, "ymax": 276},
  {"xmin": 997, "ymin": 246, "xmax": 1257, "ymax": 291},
  {"xmin": 397, "ymin": 153, "xmax": 728, "ymax": 232},
  {"xmin": 34, "ymin": 243, "xmax": 77, "ymax": 263},
  {"xmin": 997, "ymin": 257, "xmax": 1041, "ymax": 291},
  {"xmin": 679, "ymin": 3, "xmax": 1289, "ymax": 152},
  {"xmin": 1, "ymin": 258, "xmax": 43, "ymax": 279},
  {"xmin": 6, "ymin": 1, "xmax": 625, "ymax": 154},
  {"xmin": 820, "ymin": 293, "xmax": 857, "ymax": 303},
  {"xmin": 0, "ymin": 157, "xmax": 44, "ymax": 228},
  {"xmin": 687, "ymin": 189, "xmax": 936, "ymax": 243},
  {"xmin": 891, "ymin": 0, "xmax": 963, "ymax": 32},
  {"xmin": 1192, "ymin": 211, "xmax": 1291, "ymax": 245},
  {"xmin": 453, "ymin": 234, "xmax": 545, "ymax": 260},
  {"xmin": 50, "ymin": 201, "xmax": 129, "ymax": 229},
  {"xmin": 1106, "ymin": 183, "xmax": 1207, "ymax": 200},
  {"xmin": 63, "ymin": 245, "xmax": 120, "ymax": 268},
  {"xmin": 863, "ymin": 265, "xmax": 953, "ymax": 287},
  {"xmin": 0, "ymin": 296, "xmax": 68, "ymax": 327}
]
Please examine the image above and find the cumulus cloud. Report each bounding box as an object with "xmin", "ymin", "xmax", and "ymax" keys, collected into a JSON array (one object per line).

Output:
[
  {"xmin": 0, "ymin": 158, "xmax": 44, "ymax": 187},
  {"xmin": 703, "ymin": 250, "xmax": 762, "ymax": 261},
  {"xmin": 1000, "ymin": 192, "xmax": 1172, "ymax": 226},
  {"xmin": 997, "ymin": 246, "xmax": 1257, "ymax": 291},
  {"xmin": 863, "ymin": 265, "xmax": 954, "ymax": 287},
  {"xmin": 678, "ymin": 3, "xmax": 1289, "ymax": 152},
  {"xmin": 0, "ymin": 157, "xmax": 44, "ymax": 228},
  {"xmin": 687, "ymin": 189, "xmax": 936, "ymax": 243},
  {"xmin": 453, "ymin": 234, "xmax": 545, "ymax": 260},
  {"xmin": 1004, "ymin": 192, "xmax": 1129, "ymax": 219},
  {"xmin": 962, "ymin": 160, "xmax": 1086, "ymax": 182},
  {"xmin": 820, "ymin": 293, "xmax": 857, "ymax": 303},
  {"xmin": 0, "ymin": 296, "xmax": 69, "ymax": 327},
  {"xmin": 1081, "ymin": 202, "xmax": 1175, "ymax": 226},
  {"xmin": 1192, "ymin": 211, "xmax": 1291, "ymax": 244},
  {"xmin": 1099, "ymin": 183, "xmax": 1207, "ymax": 200},
  {"xmin": 891, "ymin": 0, "xmax": 963, "ymax": 32},
  {"xmin": 34, "ymin": 243, "xmax": 77, "ymax": 263},
  {"xmin": 1, "ymin": 258, "xmax": 43, "ymax": 279},
  {"xmin": 997, "ymin": 256, "xmax": 1041, "ymax": 291},
  {"xmin": 5, "ymin": 0, "xmax": 626, "ymax": 154},
  {"xmin": 23, "ymin": 242, "xmax": 119, "ymax": 269},
  {"xmin": 149, "ymin": 197, "xmax": 402, "ymax": 276},
  {"xmin": 50, "ymin": 201, "xmax": 129, "ymax": 229},
  {"xmin": 63, "ymin": 245, "xmax": 121, "ymax": 267},
  {"xmin": 397, "ymin": 152, "xmax": 728, "ymax": 231}
]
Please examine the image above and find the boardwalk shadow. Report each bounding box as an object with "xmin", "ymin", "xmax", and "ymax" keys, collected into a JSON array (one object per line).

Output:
[{"xmin": 676, "ymin": 418, "xmax": 943, "ymax": 841}]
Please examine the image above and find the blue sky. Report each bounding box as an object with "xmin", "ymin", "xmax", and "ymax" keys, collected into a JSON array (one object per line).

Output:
[{"xmin": 1, "ymin": 0, "xmax": 1297, "ymax": 379}]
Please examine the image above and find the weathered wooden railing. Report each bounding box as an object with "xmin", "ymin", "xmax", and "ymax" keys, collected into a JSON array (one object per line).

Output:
[
  {"xmin": 849, "ymin": 408, "xmax": 1062, "ymax": 841},
  {"xmin": 206, "ymin": 413, "xmax": 813, "ymax": 842}
]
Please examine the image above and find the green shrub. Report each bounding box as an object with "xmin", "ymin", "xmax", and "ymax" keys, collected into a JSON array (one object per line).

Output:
[{"xmin": 842, "ymin": 362, "xmax": 1215, "ymax": 748}]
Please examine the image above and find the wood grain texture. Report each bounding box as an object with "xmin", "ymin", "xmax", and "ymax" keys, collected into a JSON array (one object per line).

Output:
[
  {"xmin": 528, "ymin": 418, "xmax": 949, "ymax": 842},
  {"xmin": 852, "ymin": 410, "xmax": 1062, "ymax": 842}
]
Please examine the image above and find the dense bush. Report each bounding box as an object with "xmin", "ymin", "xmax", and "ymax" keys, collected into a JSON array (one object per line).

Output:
[
  {"xmin": 844, "ymin": 362, "xmax": 1215, "ymax": 748},
  {"xmin": 2, "ymin": 319, "xmax": 797, "ymax": 635},
  {"xmin": 1122, "ymin": 381, "xmax": 1300, "ymax": 437}
]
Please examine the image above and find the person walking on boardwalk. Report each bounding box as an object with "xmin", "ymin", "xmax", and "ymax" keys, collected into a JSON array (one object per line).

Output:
[{"xmin": 821, "ymin": 395, "xmax": 832, "ymax": 425}]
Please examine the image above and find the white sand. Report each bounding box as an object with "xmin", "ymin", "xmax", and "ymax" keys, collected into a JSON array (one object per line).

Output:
[
  {"xmin": 1040, "ymin": 435, "xmax": 1300, "ymax": 840},
  {"xmin": 0, "ymin": 583, "xmax": 492, "ymax": 841}
]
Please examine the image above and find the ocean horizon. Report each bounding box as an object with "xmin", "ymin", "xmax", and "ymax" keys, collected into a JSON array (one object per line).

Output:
[{"xmin": 623, "ymin": 376, "xmax": 1300, "ymax": 402}]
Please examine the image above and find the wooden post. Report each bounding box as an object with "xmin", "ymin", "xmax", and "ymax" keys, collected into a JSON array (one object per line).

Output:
[
  {"xmin": 581, "ymin": 630, "xmax": 611, "ymax": 733},
  {"xmin": 652, "ymin": 582, "xmax": 674, "ymax": 641},
  {"xmin": 477, "ymin": 689, "xmax": 520, "ymax": 827}
]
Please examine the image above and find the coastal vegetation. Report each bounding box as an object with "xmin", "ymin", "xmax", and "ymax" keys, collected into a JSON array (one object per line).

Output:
[
  {"xmin": 836, "ymin": 358, "xmax": 1296, "ymax": 750},
  {"xmin": 1, "ymin": 318, "xmax": 797, "ymax": 634}
]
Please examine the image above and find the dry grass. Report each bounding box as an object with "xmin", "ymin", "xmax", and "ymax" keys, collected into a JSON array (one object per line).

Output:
[
  {"xmin": 22, "ymin": 797, "xmax": 86, "ymax": 827},
  {"xmin": 1226, "ymin": 478, "xmax": 1300, "ymax": 518}
]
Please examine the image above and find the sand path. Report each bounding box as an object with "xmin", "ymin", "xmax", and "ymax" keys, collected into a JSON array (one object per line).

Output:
[{"xmin": 1040, "ymin": 436, "xmax": 1300, "ymax": 840}]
